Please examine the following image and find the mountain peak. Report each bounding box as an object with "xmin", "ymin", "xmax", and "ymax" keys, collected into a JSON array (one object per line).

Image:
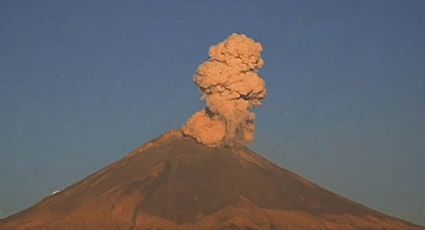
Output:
[{"xmin": 1, "ymin": 131, "xmax": 422, "ymax": 229}]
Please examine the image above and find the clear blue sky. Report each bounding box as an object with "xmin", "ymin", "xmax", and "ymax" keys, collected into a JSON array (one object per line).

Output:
[{"xmin": 1, "ymin": 0, "xmax": 424, "ymax": 225}]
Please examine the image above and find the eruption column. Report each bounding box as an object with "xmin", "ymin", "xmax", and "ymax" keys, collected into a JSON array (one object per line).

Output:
[{"xmin": 183, "ymin": 34, "xmax": 267, "ymax": 147}]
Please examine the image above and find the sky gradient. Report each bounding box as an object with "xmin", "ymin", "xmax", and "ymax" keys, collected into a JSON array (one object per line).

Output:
[{"xmin": 0, "ymin": 0, "xmax": 424, "ymax": 225}]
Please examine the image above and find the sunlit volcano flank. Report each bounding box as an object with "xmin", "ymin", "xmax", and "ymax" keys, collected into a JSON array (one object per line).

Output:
[{"xmin": 1, "ymin": 35, "xmax": 422, "ymax": 230}]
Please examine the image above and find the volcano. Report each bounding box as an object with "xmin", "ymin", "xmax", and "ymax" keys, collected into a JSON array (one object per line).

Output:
[{"xmin": 0, "ymin": 130, "xmax": 422, "ymax": 230}]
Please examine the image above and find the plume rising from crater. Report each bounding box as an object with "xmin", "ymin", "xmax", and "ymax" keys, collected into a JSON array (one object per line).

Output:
[{"xmin": 182, "ymin": 34, "xmax": 267, "ymax": 147}]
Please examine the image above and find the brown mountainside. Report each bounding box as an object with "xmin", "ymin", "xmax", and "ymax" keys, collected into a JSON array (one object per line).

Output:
[{"xmin": 1, "ymin": 130, "xmax": 423, "ymax": 230}]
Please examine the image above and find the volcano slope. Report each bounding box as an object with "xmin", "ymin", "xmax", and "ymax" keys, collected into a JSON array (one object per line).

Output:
[{"xmin": 1, "ymin": 130, "xmax": 422, "ymax": 230}]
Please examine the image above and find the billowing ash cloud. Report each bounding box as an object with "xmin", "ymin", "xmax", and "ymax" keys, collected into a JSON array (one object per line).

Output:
[{"xmin": 182, "ymin": 34, "xmax": 267, "ymax": 147}]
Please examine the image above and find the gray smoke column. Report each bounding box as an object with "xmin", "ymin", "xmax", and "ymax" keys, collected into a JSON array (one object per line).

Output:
[{"xmin": 182, "ymin": 34, "xmax": 267, "ymax": 147}]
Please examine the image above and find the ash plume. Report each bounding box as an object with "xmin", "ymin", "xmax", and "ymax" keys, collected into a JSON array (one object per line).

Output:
[{"xmin": 182, "ymin": 34, "xmax": 267, "ymax": 147}]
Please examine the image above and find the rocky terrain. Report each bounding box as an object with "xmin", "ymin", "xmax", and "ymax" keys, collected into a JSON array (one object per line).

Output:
[{"xmin": 1, "ymin": 130, "xmax": 422, "ymax": 230}]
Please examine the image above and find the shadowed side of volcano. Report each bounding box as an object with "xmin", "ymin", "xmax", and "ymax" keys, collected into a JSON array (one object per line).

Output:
[{"xmin": 0, "ymin": 130, "xmax": 422, "ymax": 230}]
